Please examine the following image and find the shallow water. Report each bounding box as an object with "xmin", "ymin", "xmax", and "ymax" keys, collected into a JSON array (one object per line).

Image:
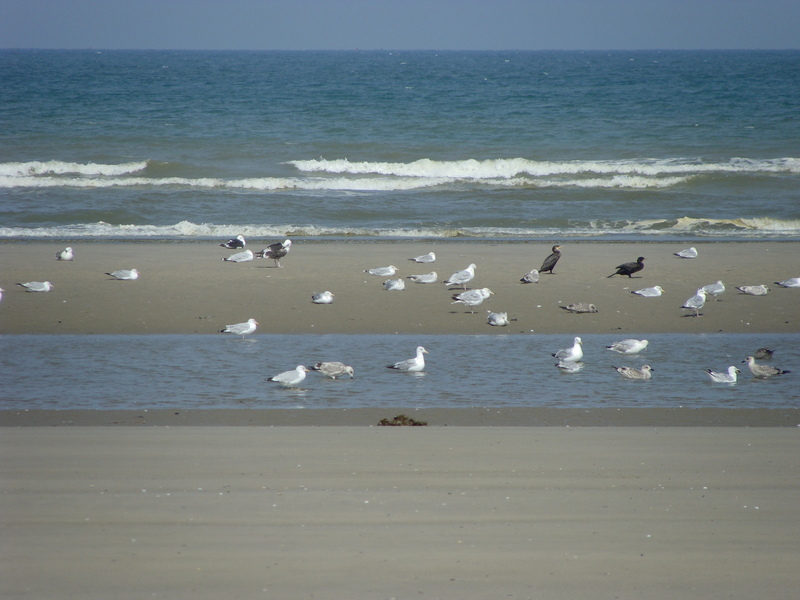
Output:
[{"xmin": 2, "ymin": 333, "xmax": 797, "ymax": 411}]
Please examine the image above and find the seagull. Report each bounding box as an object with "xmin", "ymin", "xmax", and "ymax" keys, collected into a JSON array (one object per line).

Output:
[
  {"xmin": 555, "ymin": 361, "xmax": 584, "ymax": 373},
  {"xmin": 613, "ymin": 365, "xmax": 653, "ymax": 380},
  {"xmin": 222, "ymin": 249, "xmax": 254, "ymax": 263},
  {"xmin": 674, "ymin": 247, "xmax": 698, "ymax": 259},
  {"xmin": 407, "ymin": 271, "xmax": 438, "ymax": 284},
  {"xmin": 409, "ymin": 252, "xmax": 436, "ymax": 263},
  {"xmin": 364, "ymin": 265, "xmax": 398, "ymax": 277},
  {"xmin": 17, "ymin": 281, "xmax": 54, "ymax": 292},
  {"xmin": 742, "ymin": 356, "xmax": 790, "ymax": 378},
  {"xmin": 552, "ymin": 336, "xmax": 583, "ymax": 363},
  {"xmin": 736, "ymin": 285, "xmax": 769, "ymax": 296},
  {"xmin": 105, "ymin": 269, "xmax": 139, "ymax": 280},
  {"xmin": 219, "ymin": 318, "xmax": 258, "ymax": 339},
  {"xmin": 560, "ymin": 303, "xmax": 598, "ymax": 314},
  {"xmin": 701, "ymin": 280, "xmax": 725, "ymax": 301},
  {"xmin": 486, "ymin": 311, "xmax": 509, "ymax": 326},
  {"xmin": 0, "ymin": 287, "xmax": 4, "ymax": 302},
  {"xmin": 631, "ymin": 285, "xmax": 664, "ymax": 297},
  {"xmin": 256, "ymin": 239, "xmax": 292, "ymax": 267},
  {"xmin": 608, "ymin": 257, "xmax": 645, "ymax": 278},
  {"xmin": 681, "ymin": 288, "xmax": 706, "ymax": 317},
  {"xmin": 443, "ymin": 263, "xmax": 476, "ymax": 289},
  {"xmin": 311, "ymin": 291, "xmax": 334, "ymax": 304},
  {"xmin": 56, "ymin": 247, "xmax": 74, "ymax": 261},
  {"xmin": 452, "ymin": 287, "xmax": 493, "ymax": 312},
  {"xmin": 775, "ymin": 277, "xmax": 800, "ymax": 288},
  {"xmin": 220, "ymin": 235, "xmax": 246, "ymax": 249},
  {"xmin": 520, "ymin": 269, "xmax": 539, "ymax": 284},
  {"xmin": 754, "ymin": 347, "xmax": 774, "ymax": 360},
  {"xmin": 606, "ymin": 339, "xmax": 649, "ymax": 354},
  {"xmin": 384, "ymin": 278, "xmax": 405, "ymax": 291},
  {"xmin": 267, "ymin": 365, "xmax": 309, "ymax": 387},
  {"xmin": 388, "ymin": 346, "xmax": 428, "ymax": 372},
  {"xmin": 310, "ymin": 362, "xmax": 355, "ymax": 379},
  {"xmin": 540, "ymin": 245, "xmax": 562, "ymax": 274},
  {"xmin": 704, "ymin": 366, "xmax": 741, "ymax": 383}
]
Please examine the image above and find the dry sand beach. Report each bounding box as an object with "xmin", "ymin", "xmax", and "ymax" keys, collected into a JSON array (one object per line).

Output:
[{"xmin": 2, "ymin": 241, "xmax": 799, "ymax": 599}]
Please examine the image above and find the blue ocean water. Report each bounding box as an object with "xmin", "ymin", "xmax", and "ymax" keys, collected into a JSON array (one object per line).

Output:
[
  {"xmin": 2, "ymin": 334, "xmax": 798, "ymax": 411},
  {"xmin": 2, "ymin": 49, "xmax": 800, "ymax": 241}
]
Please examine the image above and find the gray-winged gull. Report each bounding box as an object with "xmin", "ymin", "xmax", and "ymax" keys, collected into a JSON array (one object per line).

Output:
[
  {"xmin": 775, "ymin": 277, "xmax": 800, "ymax": 288},
  {"xmin": 443, "ymin": 263, "xmax": 476, "ymax": 289},
  {"xmin": 222, "ymin": 249, "xmax": 254, "ymax": 263},
  {"xmin": 17, "ymin": 281, "xmax": 54, "ymax": 292},
  {"xmin": 388, "ymin": 346, "xmax": 428, "ymax": 372},
  {"xmin": 674, "ymin": 247, "xmax": 698, "ymax": 259},
  {"xmin": 105, "ymin": 269, "xmax": 139, "ymax": 280},
  {"xmin": 384, "ymin": 278, "xmax": 405, "ymax": 291},
  {"xmin": 56, "ymin": 247, "xmax": 74, "ymax": 261},
  {"xmin": 704, "ymin": 366, "xmax": 741, "ymax": 383},
  {"xmin": 486, "ymin": 311, "xmax": 509, "ymax": 326},
  {"xmin": 520, "ymin": 269, "xmax": 539, "ymax": 284},
  {"xmin": 311, "ymin": 291, "xmax": 334, "ymax": 304},
  {"xmin": 552, "ymin": 336, "xmax": 583, "ymax": 362},
  {"xmin": 606, "ymin": 339, "xmax": 649, "ymax": 354},
  {"xmin": 407, "ymin": 271, "xmax": 437, "ymax": 284},
  {"xmin": 681, "ymin": 288, "xmax": 706, "ymax": 317},
  {"xmin": 365, "ymin": 265, "xmax": 398, "ymax": 277},
  {"xmin": 219, "ymin": 318, "xmax": 258, "ymax": 339},
  {"xmin": 267, "ymin": 365, "xmax": 309, "ymax": 387},
  {"xmin": 452, "ymin": 287, "xmax": 493, "ymax": 312},
  {"xmin": 409, "ymin": 252, "xmax": 436, "ymax": 263},
  {"xmin": 701, "ymin": 280, "xmax": 725, "ymax": 301}
]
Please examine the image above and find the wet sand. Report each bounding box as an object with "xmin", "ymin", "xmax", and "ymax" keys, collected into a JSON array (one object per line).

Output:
[{"xmin": 2, "ymin": 241, "xmax": 799, "ymax": 598}]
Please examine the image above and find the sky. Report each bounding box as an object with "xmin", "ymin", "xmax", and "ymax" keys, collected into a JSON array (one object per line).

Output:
[{"xmin": 1, "ymin": 0, "xmax": 798, "ymax": 51}]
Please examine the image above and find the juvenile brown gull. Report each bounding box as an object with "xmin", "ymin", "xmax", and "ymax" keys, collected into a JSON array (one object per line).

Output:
[
  {"xmin": 741, "ymin": 356, "xmax": 790, "ymax": 378},
  {"xmin": 388, "ymin": 346, "xmax": 428, "ymax": 372},
  {"xmin": 606, "ymin": 339, "xmax": 649, "ymax": 354},
  {"xmin": 219, "ymin": 318, "xmax": 258, "ymax": 339},
  {"xmin": 56, "ymin": 247, "xmax": 74, "ymax": 261},
  {"xmin": 256, "ymin": 239, "xmax": 292, "ymax": 267},
  {"xmin": 613, "ymin": 364, "xmax": 653, "ymax": 380},
  {"xmin": 443, "ymin": 263, "xmax": 476, "ymax": 289},
  {"xmin": 608, "ymin": 257, "xmax": 645, "ymax": 278},
  {"xmin": 552, "ymin": 336, "xmax": 583, "ymax": 362},
  {"xmin": 17, "ymin": 281, "xmax": 54, "ymax": 292},
  {"xmin": 704, "ymin": 366, "xmax": 741, "ymax": 383},
  {"xmin": 267, "ymin": 365, "xmax": 309, "ymax": 387},
  {"xmin": 754, "ymin": 347, "xmax": 774, "ymax": 360},
  {"xmin": 539, "ymin": 245, "xmax": 562, "ymax": 274},
  {"xmin": 222, "ymin": 249, "xmax": 254, "ymax": 263},
  {"xmin": 220, "ymin": 235, "xmax": 246, "ymax": 249},
  {"xmin": 736, "ymin": 284, "xmax": 769, "ymax": 296},
  {"xmin": 310, "ymin": 362, "xmax": 354, "ymax": 379},
  {"xmin": 560, "ymin": 303, "xmax": 598, "ymax": 314},
  {"xmin": 105, "ymin": 268, "xmax": 139, "ymax": 280}
]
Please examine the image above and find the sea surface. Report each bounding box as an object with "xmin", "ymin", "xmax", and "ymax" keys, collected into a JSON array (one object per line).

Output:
[
  {"xmin": 2, "ymin": 49, "xmax": 799, "ymax": 242},
  {"xmin": 2, "ymin": 334, "xmax": 798, "ymax": 411}
]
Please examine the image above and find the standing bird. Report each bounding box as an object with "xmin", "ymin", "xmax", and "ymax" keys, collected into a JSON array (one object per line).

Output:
[
  {"xmin": 105, "ymin": 268, "xmax": 139, "ymax": 280},
  {"xmin": 220, "ymin": 235, "xmax": 246, "ymax": 249},
  {"xmin": 310, "ymin": 362, "xmax": 355, "ymax": 379},
  {"xmin": 311, "ymin": 291, "xmax": 335, "ymax": 304},
  {"xmin": 680, "ymin": 288, "xmax": 707, "ymax": 317},
  {"xmin": 775, "ymin": 277, "xmax": 800, "ymax": 288},
  {"xmin": 443, "ymin": 263, "xmax": 476, "ymax": 289},
  {"xmin": 613, "ymin": 365, "xmax": 653, "ymax": 380},
  {"xmin": 701, "ymin": 280, "xmax": 725, "ymax": 301},
  {"xmin": 17, "ymin": 281, "xmax": 54, "ymax": 292},
  {"xmin": 520, "ymin": 268, "xmax": 539, "ymax": 284},
  {"xmin": 704, "ymin": 366, "xmax": 741, "ymax": 383},
  {"xmin": 256, "ymin": 239, "xmax": 292, "ymax": 267},
  {"xmin": 219, "ymin": 318, "xmax": 258, "ymax": 340},
  {"xmin": 539, "ymin": 245, "xmax": 562, "ymax": 274},
  {"xmin": 409, "ymin": 252, "xmax": 436, "ymax": 263},
  {"xmin": 452, "ymin": 287, "xmax": 493, "ymax": 312},
  {"xmin": 631, "ymin": 285, "xmax": 664, "ymax": 297},
  {"xmin": 56, "ymin": 247, "xmax": 74, "ymax": 261},
  {"xmin": 608, "ymin": 257, "xmax": 645, "ymax": 278},
  {"xmin": 674, "ymin": 247, "xmax": 698, "ymax": 259},
  {"xmin": 736, "ymin": 285, "xmax": 769, "ymax": 296},
  {"xmin": 552, "ymin": 336, "xmax": 583, "ymax": 363},
  {"xmin": 742, "ymin": 356, "xmax": 790, "ymax": 378},
  {"xmin": 267, "ymin": 365, "xmax": 309, "ymax": 387},
  {"xmin": 388, "ymin": 346, "xmax": 428, "ymax": 372},
  {"xmin": 222, "ymin": 249, "xmax": 254, "ymax": 263}
]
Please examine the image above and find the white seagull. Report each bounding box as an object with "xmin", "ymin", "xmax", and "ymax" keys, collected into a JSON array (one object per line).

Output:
[
  {"xmin": 704, "ymin": 366, "xmax": 741, "ymax": 383},
  {"xmin": 775, "ymin": 277, "xmax": 800, "ymax": 288},
  {"xmin": 444, "ymin": 263, "xmax": 477, "ymax": 290},
  {"xmin": 256, "ymin": 239, "xmax": 292, "ymax": 267},
  {"xmin": 388, "ymin": 346, "xmax": 428, "ymax": 372},
  {"xmin": 364, "ymin": 265, "xmax": 398, "ymax": 277},
  {"xmin": 310, "ymin": 362, "xmax": 355, "ymax": 379},
  {"xmin": 520, "ymin": 269, "xmax": 539, "ymax": 284},
  {"xmin": 220, "ymin": 235, "xmax": 246, "ymax": 249},
  {"xmin": 219, "ymin": 318, "xmax": 258, "ymax": 339},
  {"xmin": 674, "ymin": 247, "xmax": 698, "ymax": 259},
  {"xmin": 267, "ymin": 365, "xmax": 309, "ymax": 387},
  {"xmin": 105, "ymin": 269, "xmax": 139, "ymax": 280},
  {"xmin": 311, "ymin": 291, "xmax": 335, "ymax": 304},
  {"xmin": 736, "ymin": 285, "xmax": 769, "ymax": 296},
  {"xmin": 17, "ymin": 281, "xmax": 54, "ymax": 292},
  {"xmin": 701, "ymin": 280, "xmax": 725, "ymax": 301},
  {"xmin": 407, "ymin": 271, "xmax": 438, "ymax": 284},
  {"xmin": 222, "ymin": 249, "xmax": 254, "ymax": 263},
  {"xmin": 631, "ymin": 285, "xmax": 664, "ymax": 297},
  {"xmin": 384, "ymin": 278, "xmax": 405, "ymax": 291},
  {"xmin": 613, "ymin": 365, "xmax": 653, "ymax": 380},
  {"xmin": 606, "ymin": 339, "xmax": 649, "ymax": 354},
  {"xmin": 409, "ymin": 252, "xmax": 436, "ymax": 263},
  {"xmin": 486, "ymin": 311, "xmax": 509, "ymax": 327},
  {"xmin": 552, "ymin": 336, "xmax": 583, "ymax": 363},
  {"xmin": 56, "ymin": 247, "xmax": 74, "ymax": 261},
  {"xmin": 742, "ymin": 356, "xmax": 790, "ymax": 378},
  {"xmin": 555, "ymin": 361, "xmax": 584, "ymax": 373},
  {"xmin": 452, "ymin": 287, "xmax": 493, "ymax": 312},
  {"xmin": 681, "ymin": 288, "xmax": 706, "ymax": 317}
]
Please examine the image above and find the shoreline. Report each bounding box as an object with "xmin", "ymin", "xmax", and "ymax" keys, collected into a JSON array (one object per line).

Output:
[{"xmin": 2, "ymin": 240, "xmax": 798, "ymax": 335}]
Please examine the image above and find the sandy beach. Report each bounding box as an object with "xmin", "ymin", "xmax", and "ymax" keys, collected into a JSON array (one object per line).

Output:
[
  {"xmin": 1, "ymin": 240, "xmax": 798, "ymax": 334},
  {"xmin": 3, "ymin": 241, "xmax": 799, "ymax": 598}
]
